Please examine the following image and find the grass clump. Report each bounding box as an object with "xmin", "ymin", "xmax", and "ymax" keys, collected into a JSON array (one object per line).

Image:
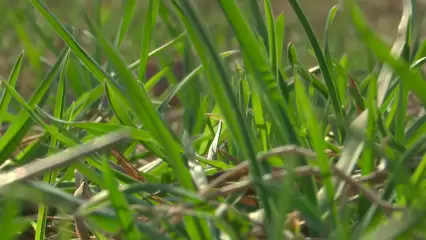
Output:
[{"xmin": 1, "ymin": 0, "xmax": 426, "ymax": 239}]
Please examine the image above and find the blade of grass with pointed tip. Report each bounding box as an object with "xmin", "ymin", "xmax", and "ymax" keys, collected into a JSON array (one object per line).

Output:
[
  {"xmin": 217, "ymin": 0, "xmax": 302, "ymax": 147},
  {"xmin": 411, "ymin": 57, "xmax": 426, "ymax": 71},
  {"xmin": 180, "ymin": 38, "xmax": 204, "ymax": 137},
  {"xmin": 0, "ymin": 51, "xmax": 23, "ymax": 126},
  {"xmin": 114, "ymin": 0, "xmax": 136, "ymax": 49},
  {"xmin": 222, "ymin": 0, "xmax": 319, "ymax": 205},
  {"xmin": 294, "ymin": 65, "xmax": 329, "ymax": 99},
  {"xmin": 0, "ymin": 79, "xmax": 149, "ymax": 188},
  {"xmin": 394, "ymin": 1, "xmax": 414, "ymax": 143},
  {"xmin": 275, "ymin": 14, "xmax": 285, "ymax": 71},
  {"xmin": 171, "ymin": 1, "xmax": 273, "ymax": 236},
  {"xmin": 81, "ymin": 11, "xmax": 211, "ymax": 238},
  {"xmin": 126, "ymin": 31, "xmax": 187, "ymax": 72},
  {"xmin": 247, "ymin": 0, "xmax": 268, "ymax": 50},
  {"xmin": 138, "ymin": 0, "xmax": 159, "ymax": 82},
  {"xmin": 264, "ymin": 0, "xmax": 277, "ymax": 80},
  {"xmin": 28, "ymin": 0, "xmax": 133, "ymax": 108},
  {"xmin": 64, "ymin": 84, "xmax": 104, "ymax": 120},
  {"xmin": 324, "ymin": 5, "xmax": 340, "ymax": 67},
  {"xmin": 65, "ymin": 55, "xmax": 93, "ymax": 97},
  {"xmin": 405, "ymin": 114, "xmax": 426, "ymax": 147},
  {"xmin": 158, "ymin": 50, "xmax": 239, "ymax": 112},
  {"xmin": 0, "ymin": 48, "xmax": 68, "ymax": 161},
  {"xmin": 14, "ymin": 133, "xmax": 49, "ymax": 165},
  {"xmin": 413, "ymin": 39, "xmax": 426, "ymax": 61},
  {"xmin": 337, "ymin": 54, "xmax": 349, "ymax": 100},
  {"xmin": 105, "ymin": 84, "xmax": 133, "ymax": 126},
  {"xmin": 1, "ymin": 79, "xmax": 85, "ymax": 148},
  {"xmin": 144, "ymin": 65, "xmax": 172, "ymax": 93},
  {"xmin": 82, "ymin": 13, "xmax": 195, "ymax": 185},
  {"xmin": 289, "ymin": 0, "xmax": 346, "ymax": 141}
]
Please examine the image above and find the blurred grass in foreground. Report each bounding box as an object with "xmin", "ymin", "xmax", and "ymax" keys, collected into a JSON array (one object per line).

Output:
[{"xmin": 0, "ymin": 0, "xmax": 426, "ymax": 239}]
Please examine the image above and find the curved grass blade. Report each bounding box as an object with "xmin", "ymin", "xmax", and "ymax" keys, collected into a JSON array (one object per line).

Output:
[
  {"xmin": 158, "ymin": 50, "xmax": 239, "ymax": 112},
  {"xmin": 405, "ymin": 114, "xmax": 426, "ymax": 146},
  {"xmin": 28, "ymin": 0, "xmax": 131, "ymax": 105},
  {"xmin": 0, "ymin": 51, "xmax": 23, "ymax": 127},
  {"xmin": 264, "ymin": 0, "xmax": 278, "ymax": 79},
  {"xmin": 81, "ymin": 15, "xmax": 206, "ymax": 238},
  {"xmin": 171, "ymin": 1, "xmax": 274, "ymax": 238},
  {"xmin": 64, "ymin": 84, "xmax": 104, "ymax": 120},
  {"xmin": 125, "ymin": 31, "xmax": 187, "ymax": 72},
  {"xmin": 0, "ymin": 79, "xmax": 149, "ymax": 188},
  {"xmin": 324, "ymin": 5, "xmax": 340, "ymax": 66},
  {"xmin": 14, "ymin": 133, "xmax": 49, "ymax": 165},
  {"xmin": 138, "ymin": 0, "xmax": 159, "ymax": 82},
  {"xmin": 295, "ymin": 65, "xmax": 329, "ymax": 99},
  {"xmin": 82, "ymin": 14, "xmax": 195, "ymax": 189},
  {"xmin": 289, "ymin": 0, "xmax": 346, "ymax": 140},
  {"xmin": 217, "ymin": 0, "xmax": 302, "ymax": 147},
  {"xmin": 411, "ymin": 56, "xmax": 426, "ymax": 71},
  {"xmin": 275, "ymin": 13, "xmax": 285, "ymax": 70},
  {"xmin": 344, "ymin": 0, "xmax": 426, "ymax": 107},
  {"xmin": 246, "ymin": 0, "xmax": 268, "ymax": 50},
  {"xmin": 0, "ymin": 48, "xmax": 68, "ymax": 161},
  {"xmin": 114, "ymin": 0, "xmax": 136, "ymax": 49},
  {"xmin": 105, "ymin": 84, "xmax": 133, "ymax": 126}
]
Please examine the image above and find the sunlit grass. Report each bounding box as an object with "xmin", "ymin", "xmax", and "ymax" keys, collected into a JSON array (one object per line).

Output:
[{"xmin": 0, "ymin": 0, "xmax": 426, "ymax": 239}]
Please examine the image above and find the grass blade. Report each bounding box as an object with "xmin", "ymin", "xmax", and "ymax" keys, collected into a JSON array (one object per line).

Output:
[
  {"xmin": 0, "ymin": 48, "xmax": 68, "ymax": 161},
  {"xmin": 138, "ymin": 0, "xmax": 160, "ymax": 82},
  {"xmin": 114, "ymin": 0, "xmax": 136, "ymax": 49},
  {"xmin": 0, "ymin": 51, "xmax": 23, "ymax": 126},
  {"xmin": 289, "ymin": 0, "xmax": 346, "ymax": 140},
  {"xmin": 35, "ymin": 49, "xmax": 71, "ymax": 240},
  {"xmin": 344, "ymin": 0, "xmax": 426, "ymax": 107}
]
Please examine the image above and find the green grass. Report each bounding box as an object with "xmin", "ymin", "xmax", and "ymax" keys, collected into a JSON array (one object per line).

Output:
[{"xmin": 1, "ymin": 0, "xmax": 426, "ymax": 239}]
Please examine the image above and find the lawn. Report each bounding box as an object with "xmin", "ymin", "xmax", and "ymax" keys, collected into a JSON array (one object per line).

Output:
[{"xmin": 1, "ymin": 0, "xmax": 426, "ymax": 239}]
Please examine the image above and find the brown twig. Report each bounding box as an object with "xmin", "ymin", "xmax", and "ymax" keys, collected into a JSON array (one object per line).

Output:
[
  {"xmin": 199, "ymin": 145, "xmax": 318, "ymax": 197},
  {"xmin": 331, "ymin": 167, "xmax": 403, "ymax": 213},
  {"xmin": 111, "ymin": 149, "xmax": 146, "ymax": 182},
  {"xmin": 110, "ymin": 149, "xmax": 166, "ymax": 205},
  {"xmin": 204, "ymin": 165, "xmax": 402, "ymax": 213},
  {"xmin": 200, "ymin": 144, "xmax": 403, "ymax": 214}
]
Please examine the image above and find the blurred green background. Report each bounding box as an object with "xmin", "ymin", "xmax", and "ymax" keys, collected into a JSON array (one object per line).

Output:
[{"xmin": 1, "ymin": 0, "xmax": 426, "ymax": 98}]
